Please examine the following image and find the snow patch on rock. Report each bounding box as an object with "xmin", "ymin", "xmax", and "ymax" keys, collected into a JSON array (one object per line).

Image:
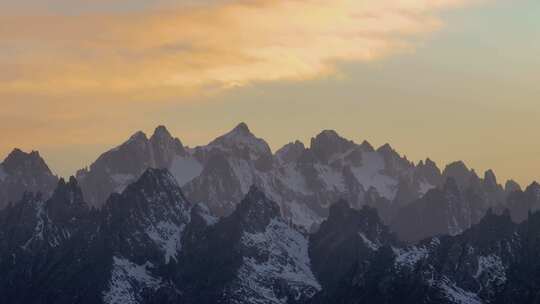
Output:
[
  {"xmin": 350, "ymin": 152, "xmax": 398, "ymax": 200},
  {"xmin": 145, "ymin": 221, "xmax": 185, "ymax": 263},
  {"xmin": 436, "ymin": 277, "xmax": 482, "ymax": 304},
  {"xmin": 103, "ymin": 257, "xmax": 161, "ymax": 304},
  {"xmin": 21, "ymin": 200, "xmax": 47, "ymax": 249},
  {"xmin": 358, "ymin": 232, "xmax": 381, "ymax": 251},
  {"xmin": 419, "ymin": 181, "xmax": 435, "ymax": 195},
  {"xmin": 394, "ymin": 246, "xmax": 428, "ymax": 268},
  {"xmin": 232, "ymin": 219, "xmax": 321, "ymax": 303},
  {"xmin": 474, "ymin": 254, "xmax": 507, "ymax": 291}
]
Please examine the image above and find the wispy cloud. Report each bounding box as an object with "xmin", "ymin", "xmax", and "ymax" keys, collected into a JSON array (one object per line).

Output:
[{"xmin": 0, "ymin": 0, "xmax": 484, "ymax": 97}]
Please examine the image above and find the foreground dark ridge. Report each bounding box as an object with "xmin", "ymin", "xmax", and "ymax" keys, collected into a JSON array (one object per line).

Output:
[{"xmin": 1, "ymin": 168, "xmax": 540, "ymax": 304}]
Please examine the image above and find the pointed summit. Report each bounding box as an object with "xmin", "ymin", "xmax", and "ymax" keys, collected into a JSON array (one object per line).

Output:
[
  {"xmin": 128, "ymin": 130, "xmax": 148, "ymax": 143},
  {"xmin": 234, "ymin": 186, "xmax": 281, "ymax": 232},
  {"xmin": 209, "ymin": 122, "xmax": 272, "ymax": 159},
  {"xmin": 103, "ymin": 167, "xmax": 191, "ymax": 263},
  {"xmin": 232, "ymin": 122, "xmax": 251, "ymax": 134},
  {"xmin": 525, "ymin": 181, "xmax": 540, "ymax": 196},
  {"xmin": 276, "ymin": 140, "xmax": 306, "ymax": 163},
  {"xmin": 150, "ymin": 125, "xmax": 186, "ymax": 162},
  {"xmin": 127, "ymin": 168, "xmax": 180, "ymax": 194},
  {"xmin": 310, "ymin": 129, "xmax": 355, "ymax": 162},
  {"xmin": 377, "ymin": 143, "xmax": 394, "ymax": 153},
  {"xmin": 442, "ymin": 161, "xmax": 474, "ymax": 189},
  {"xmin": 2, "ymin": 148, "xmax": 52, "ymax": 175},
  {"xmin": 505, "ymin": 179, "xmax": 522, "ymax": 194},
  {"xmin": 153, "ymin": 125, "xmax": 171, "ymax": 137},
  {"xmin": 415, "ymin": 158, "xmax": 442, "ymax": 187},
  {"xmin": 359, "ymin": 140, "xmax": 374, "ymax": 152},
  {"xmin": 0, "ymin": 148, "xmax": 58, "ymax": 209},
  {"xmin": 47, "ymin": 176, "xmax": 88, "ymax": 222},
  {"xmin": 376, "ymin": 143, "xmax": 402, "ymax": 162},
  {"xmin": 483, "ymin": 169, "xmax": 499, "ymax": 191}
]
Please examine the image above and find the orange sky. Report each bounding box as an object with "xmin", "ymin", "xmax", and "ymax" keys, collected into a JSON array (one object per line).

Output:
[{"xmin": 0, "ymin": 0, "xmax": 539, "ymax": 186}]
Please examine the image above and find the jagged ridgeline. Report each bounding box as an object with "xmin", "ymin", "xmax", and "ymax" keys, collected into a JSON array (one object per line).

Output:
[
  {"xmin": 1, "ymin": 169, "xmax": 540, "ymax": 304},
  {"xmin": 2, "ymin": 123, "xmax": 538, "ymax": 242},
  {"xmin": 1, "ymin": 123, "xmax": 540, "ymax": 303}
]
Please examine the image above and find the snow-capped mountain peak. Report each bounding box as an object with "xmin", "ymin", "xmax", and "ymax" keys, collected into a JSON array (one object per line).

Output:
[
  {"xmin": 310, "ymin": 129, "xmax": 355, "ymax": 163},
  {"xmin": 103, "ymin": 168, "xmax": 192, "ymax": 264},
  {"xmin": 207, "ymin": 122, "xmax": 272, "ymax": 160}
]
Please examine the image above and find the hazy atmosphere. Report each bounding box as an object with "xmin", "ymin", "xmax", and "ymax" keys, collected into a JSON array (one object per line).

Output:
[
  {"xmin": 2, "ymin": 2, "xmax": 540, "ymax": 304},
  {"xmin": 1, "ymin": 0, "xmax": 539, "ymax": 185}
]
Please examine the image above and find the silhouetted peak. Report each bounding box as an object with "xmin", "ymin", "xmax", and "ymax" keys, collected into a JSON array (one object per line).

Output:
[
  {"xmin": 317, "ymin": 129, "xmax": 340, "ymax": 139},
  {"xmin": 6, "ymin": 148, "xmax": 30, "ymax": 159},
  {"xmin": 525, "ymin": 181, "xmax": 540, "ymax": 196},
  {"xmin": 359, "ymin": 140, "xmax": 374, "ymax": 152},
  {"xmin": 48, "ymin": 176, "xmax": 86, "ymax": 214},
  {"xmin": 444, "ymin": 161, "xmax": 468, "ymax": 174},
  {"xmin": 505, "ymin": 179, "xmax": 522, "ymax": 193},
  {"xmin": 2, "ymin": 148, "xmax": 52, "ymax": 176},
  {"xmin": 133, "ymin": 168, "xmax": 177, "ymax": 189},
  {"xmin": 151, "ymin": 125, "xmax": 172, "ymax": 140},
  {"xmin": 209, "ymin": 123, "xmax": 271, "ymax": 159},
  {"xmin": 276, "ymin": 140, "xmax": 306, "ymax": 163},
  {"xmin": 414, "ymin": 158, "xmax": 442, "ymax": 186},
  {"xmin": 310, "ymin": 130, "xmax": 355, "ymax": 161},
  {"xmin": 235, "ymin": 186, "xmax": 280, "ymax": 232},
  {"xmin": 442, "ymin": 161, "xmax": 474, "ymax": 189},
  {"xmin": 53, "ymin": 176, "xmax": 81, "ymax": 196},
  {"xmin": 377, "ymin": 143, "xmax": 394, "ymax": 153},
  {"xmin": 484, "ymin": 169, "xmax": 497, "ymax": 184},
  {"xmin": 149, "ymin": 125, "xmax": 186, "ymax": 159},
  {"xmin": 110, "ymin": 168, "xmax": 190, "ymax": 216},
  {"xmin": 4, "ymin": 148, "xmax": 41, "ymax": 163},
  {"xmin": 128, "ymin": 131, "xmax": 148, "ymax": 143},
  {"xmin": 529, "ymin": 181, "xmax": 540, "ymax": 188},
  {"xmin": 376, "ymin": 143, "xmax": 402, "ymax": 162},
  {"xmin": 425, "ymin": 158, "xmax": 437, "ymax": 168},
  {"xmin": 232, "ymin": 122, "xmax": 251, "ymax": 134}
]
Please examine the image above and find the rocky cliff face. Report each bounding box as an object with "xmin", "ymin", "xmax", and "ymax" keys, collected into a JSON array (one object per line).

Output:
[
  {"xmin": 177, "ymin": 185, "xmax": 320, "ymax": 304},
  {"xmin": 0, "ymin": 170, "xmax": 323, "ymax": 304},
  {"xmin": 310, "ymin": 201, "xmax": 540, "ymax": 304},
  {"xmin": 182, "ymin": 123, "xmax": 441, "ymax": 231},
  {"xmin": 76, "ymin": 126, "xmax": 201, "ymax": 208},
  {"xmin": 1, "ymin": 166, "xmax": 540, "ymax": 304},
  {"xmin": 69, "ymin": 123, "xmax": 529, "ymax": 242}
]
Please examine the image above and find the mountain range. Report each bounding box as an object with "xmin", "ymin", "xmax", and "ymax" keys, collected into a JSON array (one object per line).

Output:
[
  {"xmin": 1, "ymin": 123, "xmax": 539, "ymax": 303},
  {"xmin": 1, "ymin": 123, "xmax": 536, "ymax": 239}
]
